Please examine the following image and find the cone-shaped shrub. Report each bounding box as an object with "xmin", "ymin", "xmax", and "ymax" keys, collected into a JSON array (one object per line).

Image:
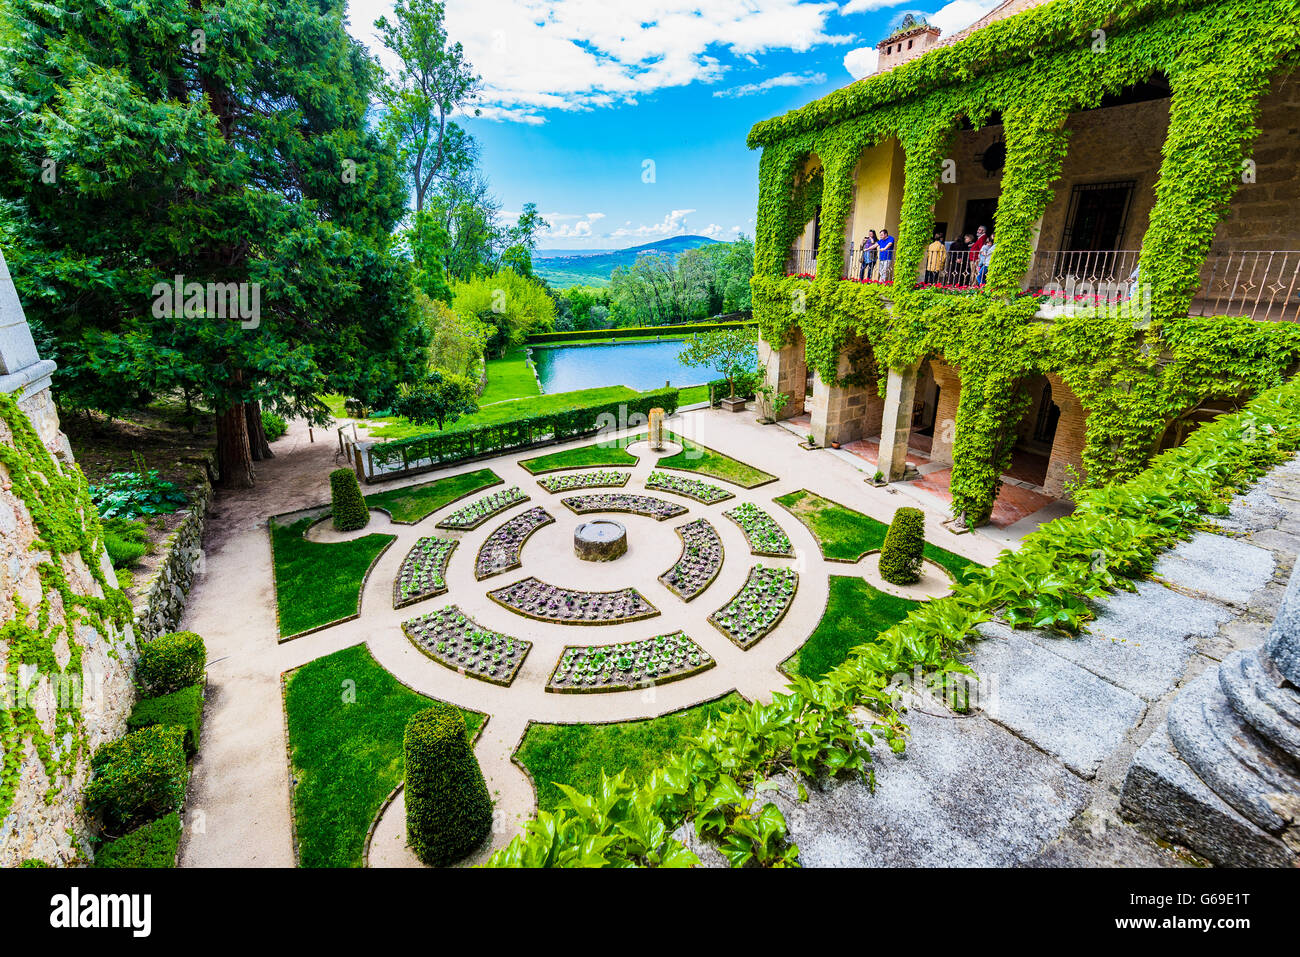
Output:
[
  {"xmin": 330, "ymin": 468, "xmax": 369, "ymax": 531},
  {"xmin": 404, "ymin": 704, "xmax": 492, "ymax": 866},
  {"xmin": 879, "ymin": 506, "xmax": 925, "ymax": 585}
]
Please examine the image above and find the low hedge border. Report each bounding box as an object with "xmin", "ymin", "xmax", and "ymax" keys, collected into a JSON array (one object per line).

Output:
[{"xmin": 527, "ymin": 319, "xmax": 755, "ymax": 344}]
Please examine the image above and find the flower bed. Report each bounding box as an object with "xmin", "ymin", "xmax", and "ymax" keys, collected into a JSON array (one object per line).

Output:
[
  {"xmin": 547, "ymin": 632, "xmax": 714, "ymax": 693},
  {"xmin": 436, "ymin": 486, "xmax": 529, "ymax": 530},
  {"xmin": 401, "ymin": 605, "xmax": 531, "ymax": 686},
  {"xmin": 488, "ymin": 576, "xmax": 659, "ymax": 625},
  {"xmin": 723, "ymin": 502, "xmax": 793, "ymax": 557},
  {"xmin": 475, "ymin": 506, "xmax": 555, "ymax": 580},
  {"xmin": 646, "ymin": 471, "xmax": 734, "ymax": 505},
  {"xmin": 537, "ymin": 470, "xmax": 631, "ymax": 493},
  {"xmin": 561, "ymin": 493, "xmax": 686, "ymax": 521},
  {"xmin": 708, "ymin": 565, "xmax": 798, "ymax": 649},
  {"xmin": 659, "ymin": 518, "xmax": 723, "ymax": 601},
  {"xmin": 392, "ymin": 536, "xmax": 458, "ymax": 609}
]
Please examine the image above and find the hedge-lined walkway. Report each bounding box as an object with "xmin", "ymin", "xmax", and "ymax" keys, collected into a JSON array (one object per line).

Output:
[{"xmin": 178, "ymin": 404, "xmax": 1005, "ymax": 868}]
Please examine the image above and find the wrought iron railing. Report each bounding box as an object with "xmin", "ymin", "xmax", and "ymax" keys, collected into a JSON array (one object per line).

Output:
[{"xmin": 1191, "ymin": 249, "xmax": 1300, "ymax": 322}]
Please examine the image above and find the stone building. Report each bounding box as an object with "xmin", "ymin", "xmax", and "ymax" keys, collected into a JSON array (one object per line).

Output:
[
  {"xmin": 752, "ymin": 0, "xmax": 1300, "ymax": 528},
  {"xmin": 0, "ymin": 249, "xmax": 136, "ymax": 866}
]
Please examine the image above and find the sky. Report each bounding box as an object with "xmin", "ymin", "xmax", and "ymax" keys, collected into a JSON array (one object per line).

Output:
[{"xmin": 345, "ymin": 0, "xmax": 1004, "ymax": 250}]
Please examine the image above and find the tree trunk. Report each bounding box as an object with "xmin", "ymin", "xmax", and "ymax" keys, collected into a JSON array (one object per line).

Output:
[
  {"xmin": 216, "ymin": 404, "xmax": 256, "ymax": 488},
  {"xmin": 245, "ymin": 399, "xmax": 274, "ymax": 460}
]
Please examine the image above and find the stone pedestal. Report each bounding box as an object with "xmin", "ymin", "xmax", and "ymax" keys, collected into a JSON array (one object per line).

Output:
[
  {"xmin": 758, "ymin": 329, "xmax": 807, "ymax": 420},
  {"xmin": 574, "ymin": 521, "xmax": 628, "ymax": 562},
  {"xmin": 1120, "ymin": 560, "xmax": 1300, "ymax": 866},
  {"xmin": 877, "ymin": 362, "xmax": 920, "ymax": 482},
  {"xmin": 1043, "ymin": 373, "xmax": 1087, "ymax": 499}
]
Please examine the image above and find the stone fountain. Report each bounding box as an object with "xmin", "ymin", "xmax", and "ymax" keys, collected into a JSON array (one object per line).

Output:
[{"xmin": 574, "ymin": 520, "xmax": 627, "ymax": 562}]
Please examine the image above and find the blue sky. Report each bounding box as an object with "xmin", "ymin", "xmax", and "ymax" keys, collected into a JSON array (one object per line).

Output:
[{"xmin": 346, "ymin": 0, "xmax": 1003, "ymax": 249}]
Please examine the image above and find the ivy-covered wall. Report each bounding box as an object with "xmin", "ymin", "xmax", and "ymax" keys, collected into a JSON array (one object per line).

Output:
[
  {"xmin": 750, "ymin": 0, "xmax": 1300, "ymax": 524},
  {"xmin": 0, "ymin": 389, "xmax": 134, "ymax": 865}
]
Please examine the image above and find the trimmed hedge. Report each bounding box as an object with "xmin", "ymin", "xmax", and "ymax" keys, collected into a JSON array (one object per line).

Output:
[
  {"xmin": 128, "ymin": 683, "xmax": 204, "ymax": 755},
  {"xmin": 330, "ymin": 467, "xmax": 370, "ymax": 531},
  {"xmin": 879, "ymin": 507, "xmax": 925, "ymax": 586},
  {"xmin": 85, "ymin": 725, "xmax": 188, "ymax": 832},
  {"xmin": 370, "ymin": 387, "xmax": 680, "ymax": 475},
  {"xmin": 708, "ymin": 371, "xmax": 760, "ymax": 405},
  {"xmin": 136, "ymin": 630, "xmax": 205, "ymax": 697},
  {"xmin": 262, "ymin": 409, "xmax": 288, "ymax": 441},
  {"xmin": 93, "ymin": 812, "xmax": 182, "ymax": 868},
  {"xmin": 526, "ymin": 318, "xmax": 754, "ymax": 344},
  {"xmin": 404, "ymin": 704, "xmax": 492, "ymax": 866}
]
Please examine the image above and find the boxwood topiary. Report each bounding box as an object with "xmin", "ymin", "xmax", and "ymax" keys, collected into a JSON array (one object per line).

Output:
[
  {"xmin": 404, "ymin": 704, "xmax": 491, "ymax": 866},
  {"xmin": 879, "ymin": 507, "xmax": 925, "ymax": 586},
  {"xmin": 330, "ymin": 467, "xmax": 369, "ymax": 531},
  {"xmin": 85, "ymin": 725, "xmax": 188, "ymax": 832},
  {"xmin": 127, "ymin": 684, "xmax": 205, "ymax": 755},
  {"xmin": 93, "ymin": 812, "xmax": 183, "ymax": 868},
  {"xmin": 136, "ymin": 630, "xmax": 206, "ymax": 697}
]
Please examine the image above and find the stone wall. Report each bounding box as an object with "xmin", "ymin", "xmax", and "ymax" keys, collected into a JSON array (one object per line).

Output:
[{"xmin": 131, "ymin": 477, "xmax": 213, "ymax": 644}]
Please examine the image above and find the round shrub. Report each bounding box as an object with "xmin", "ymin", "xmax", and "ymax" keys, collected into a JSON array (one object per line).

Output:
[
  {"xmin": 879, "ymin": 507, "xmax": 925, "ymax": 586},
  {"xmin": 330, "ymin": 467, "xmax": 369, "ymax": 531},
  {"xmin": 404, "ymin": 704, "xmax": 491, "ymax": 866},
  {"xmin": 85, "ymin": 725, "xmax": 188, "ymax": 832},
  {"xmin": 136, "ymin": 630, "xmax": 206, "ymax": 697},
  {"xmin": 261, "ymin": 409, "xmax": 288, "ymax": 442}
]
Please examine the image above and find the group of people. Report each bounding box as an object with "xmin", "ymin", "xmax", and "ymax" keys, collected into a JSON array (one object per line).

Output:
[{"xmin": 857, "ymin": 223, "xmax": 995, "ymax": 286}]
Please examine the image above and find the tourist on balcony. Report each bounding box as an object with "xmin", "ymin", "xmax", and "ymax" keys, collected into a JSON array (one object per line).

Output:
[
  {"xmin": 969, "ymin": 225, "xmax": 990, "ymax": 273},
  {"xmin": 948, "ymin": 233, "xmax": 973, "ymax": 284},
  {"xmin": 924, "ymin": 232, "xmax": 947, "ymax": 285},
  {"xmin": 859, "ymin": 231, "xmax": 879, "ymax": 280},
  {"xmin": 877, "ymin": 229, "xmax": 896, "ymax": 281},
  {"xmin": 976, "ymin": 230, "xmax": 995, "ymax": 285}
]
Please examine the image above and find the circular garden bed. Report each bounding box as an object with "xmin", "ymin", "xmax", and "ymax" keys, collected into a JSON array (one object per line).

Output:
[
  {"xmin": 659, "ymin": 518, "xmax": 723, "ymax": 601},
  {"xmin": 392, "ymin": 536, "xmax": 458, "ymax": 609},
  {"xmin": 646, "ymin": 471, "xmax": 734, "ymax": 505},
  {"xmin": 708, "ymin": 565, "xmax": 799, "ymax": 649},
  {"xmin": 437, "ymin": 486, "xmax": 530, "ymax": 530},
  {"xmin": 546, "ymin": 631, "xmax": 714, "ymax": 693},
  {"xmin": 561, "ymin": 493, "xmax": 687, "ymax": 521},
  {"xmin": 401, "ymin": 604, "xmax": 532, "ymax": 686},
  {"xmin": 488, "ymin": 576, "xmax": 660, "ymax": 625},
  {"xmin": 537, "ymin": 470, "xmax": 631, "ymax": 493},
  {"xmin": 723, "ymin": 502, "xmax": 793, "ymax": 557},
  {"xmin": 475, "ymin": 506, "xmax": 555, "ymax": 580}
]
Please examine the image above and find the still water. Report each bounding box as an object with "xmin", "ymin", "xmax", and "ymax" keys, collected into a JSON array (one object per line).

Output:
[{"xmin": 530, "ymin": 339, "xmax": 706, "ymax": 394}]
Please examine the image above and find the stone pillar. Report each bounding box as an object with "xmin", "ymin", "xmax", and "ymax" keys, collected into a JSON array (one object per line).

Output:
[
  {"xmin": 877, "ymin": 362, "xmax": 920, "ymax": 482},
  {"xmin": 758, "ymin": 328, "xmax": 807, "ymax": 420},
  {"xmin": 1121, "ymin": 559, "xmax": 1300, "ymax": 866},
  {"xmin": 1043, "ymin": 373, "xmax": 1087, "ymax": 499},
  {"xmin": 929, "ymin": 359, "xmax": 961, "ymax": 468},
  {"xmin": 0, "ymin": 250, "xmax": 68, "ymax": 460},
  {"xmin": 809, "ymin": 350, "xmax": 883, "ymax": 447}
]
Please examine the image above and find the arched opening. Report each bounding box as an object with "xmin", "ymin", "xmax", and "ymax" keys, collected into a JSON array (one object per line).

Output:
[
  {"xmin": 842, "ymin": 138, "xmax": 906, "ymax": 282},
  {"xmin": 783, "ymin": 153, "xmax": 824, "ymax": 277}
]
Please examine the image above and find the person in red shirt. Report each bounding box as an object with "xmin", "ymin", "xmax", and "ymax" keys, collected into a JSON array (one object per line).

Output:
[{"xmin": 969, "ymin": 225, "xmax": 990, "ymax": 267}]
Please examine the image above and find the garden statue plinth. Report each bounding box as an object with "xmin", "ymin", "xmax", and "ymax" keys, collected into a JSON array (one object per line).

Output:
[
  {"xmin": 649, "ymin": 407, "xmax": 665, "ymax": 451},
  {"xmin": 574, "ymin": 520, "xmax": 627, "ymax": 562}
]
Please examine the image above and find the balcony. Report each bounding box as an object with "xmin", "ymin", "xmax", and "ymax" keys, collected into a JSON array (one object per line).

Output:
[{"xmin": 782, "ymin": 245, "xmax": 1300, "ymax": 321}]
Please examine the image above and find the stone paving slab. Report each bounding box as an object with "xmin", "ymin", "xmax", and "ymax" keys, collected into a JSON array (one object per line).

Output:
[
  {"xmin": 772, "ymin": 709, "xmax": 1091, "ymax": 867},
  {"xmin": 972, "ymin": 623, "xmax": 1146, "ymax": 778},
  {"xmin": 1153, "ymin": 531, "xmax": 1274, "ymax": 607},
  {"xmin": 1038, "ymin": 580, "xmax": 1234, "ymax": 700}
]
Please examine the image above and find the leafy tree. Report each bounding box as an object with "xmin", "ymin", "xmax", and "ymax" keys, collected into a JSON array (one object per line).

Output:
[
  {"xmin": 497, "ymin": 202, "xmax": 549, "ymax": 278},
  {"xmin": 451, "ymin": 270, "xmax": 555, "ymax": 357},
  {"xmin": 420, "ymin": 292, "xmax": 487, "ymax": 378},
  {"xmin": 392, "ymin": 370, "xmax": 479, "ymax": 431},
  {"xmin": 0, "ymin": 0, "xmax": 426, "ymax": 486},
  {"xmin": 678, "ymin": 327, "xmax": 758, "ymax": 397}
]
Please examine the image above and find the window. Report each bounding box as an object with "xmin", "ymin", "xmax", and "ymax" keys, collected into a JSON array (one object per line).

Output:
[
  {"xmin": 1060, "ymin": 181, "xmax": 1135, "ymax": 251},
  {"xmin": 908, "ymin": 39, "xmax": 914, "ymax": 49}
]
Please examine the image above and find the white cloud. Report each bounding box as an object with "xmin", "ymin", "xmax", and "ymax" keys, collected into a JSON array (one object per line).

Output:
[
  {"xmin": 713, "ymin": 71, "xmax": 827, "ymax": 98},
  {"xmin": 928, "ymin": 0, "xmax": 1002, "ymax": 37},
  {"xmin": 839, "ymin": 0, "xmax": 911, "ymax": 13},
  {"xmin": 843, "ymin": 46, "xmax": 879, "ymax": 78},
  {"xmin": 700, "ymin": 223, "xmax": 743, "ymax": 237},
  {"xmin": 610, "ymin": 208, "xmax": 697, "ymax": 238},
  {"xmin": 349, "ymin": 1, "xmax": 855, "ymax": 125},
  {"xmin": 544, "ymin": 212, "xmax": 608, "ymax": 238}
]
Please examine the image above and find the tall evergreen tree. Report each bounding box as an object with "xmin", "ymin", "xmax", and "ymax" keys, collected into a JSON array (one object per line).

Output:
[{"xmin": 0, "ymin": 0, "xmax": 427, "ymax": 486}]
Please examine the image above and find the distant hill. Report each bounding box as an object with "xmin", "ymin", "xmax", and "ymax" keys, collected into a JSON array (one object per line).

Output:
[{"xmin": 534, "ymin": 235, "xmax": 720, "ymax": 288}]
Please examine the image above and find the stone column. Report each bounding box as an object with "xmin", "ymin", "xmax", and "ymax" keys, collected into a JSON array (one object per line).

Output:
[
  {"xmin": 809, "ymin": 350, "xmax": 883, "ymax": 447},
  {"xmin": 0, "ymin": 250, "xmax": 67, "ymax": 459},
  {"xmin": 757, "ymin": 328, "xmax": 807, "ymax": 420},
  {"xmin": 1121, "ymin": 559, "xmax": 1300, "ymax": 866},
  {"xmin": 1042, "ymin": 373, "xmax": 1087, "ymax": 499},
  {"xmin": 877, "ymin": 362, "xmax": 920, "ymax": 482},
  {"xmin": 929, "ymin": 359, "xmax": 961, "ymax": 468}
]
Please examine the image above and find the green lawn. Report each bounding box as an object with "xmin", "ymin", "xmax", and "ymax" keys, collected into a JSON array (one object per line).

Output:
[
  {"xmin": 364, "ymin": 385, "xmax": 641, "ymax": 441},
  {"xmin": 678, "ymin": 384, "xmax": 710, "ymax": 405},
  {"xmin": 269, "ymin": 516, "xmax": 395, "ymax": 638},
  {"xmin": 480, "ymin": 345, "xmax": 541, "ymax": 405},
  {"xmin": 775, "ymin": 488, "xmax": 981, "ymax": 580},
  {"xmin": 786, "ymin": 576, "xmax": 919, "ymax": 679},
  {"xmin": 657, "ymin": 431, "xmax": 776, "ymax": 487},
  {"xmin": 364, "ymin": 468, "xmax": 502, "ymax": 524},
  {"xmin": 284, "ymin": 644, "xmax": 485, "ymax": 867},
  {"xmin": 519, "ymin": 436, "xmax": 641, "ymax": 473},
  {"xmin": 516, "ymin": 694, "xmax": 745, "ymax": 812}
]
